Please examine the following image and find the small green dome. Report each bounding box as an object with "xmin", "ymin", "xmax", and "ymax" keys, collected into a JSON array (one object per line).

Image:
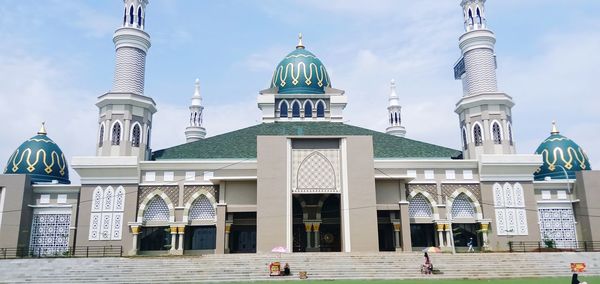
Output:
[
  {"xmin": 3, "ymin": 124, "xmax": 70, "ymax": 184},
  {"xmin": 534, "ymin": 122, "xmax": 591, "ymax": 181},
  {"xmin": 270, "ymin": 35, "xmax": 331, "ymax": 94}
]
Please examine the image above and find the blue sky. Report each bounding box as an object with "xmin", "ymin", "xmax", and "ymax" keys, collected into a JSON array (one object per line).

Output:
[{"xmin": 1, "ymin": 0, "xmax": 599, "ymax": 180}]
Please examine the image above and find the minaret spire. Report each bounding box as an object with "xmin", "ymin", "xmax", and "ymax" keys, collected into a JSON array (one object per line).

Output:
[
  {"xmin": 185, "ymin": 78, "xmax": 207, "ymax": 142},
  {"xmin": 296, "ymin": 33, "xmax": 305, "ymax": 49},
  {"xmin": 551, "ymin": 121, "xmax": 560, "ymax": 134},
  {"xmin": 385, "ymin": 79, "xmax": 406, "ymax": 137},
  {"xmin": 37, "ymin": 122, "xmax": 47, "ymax": 135}
]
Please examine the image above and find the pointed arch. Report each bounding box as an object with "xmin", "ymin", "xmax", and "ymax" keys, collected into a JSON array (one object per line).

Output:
[
  {"xmin": 123, "ymin": 7, "xmax": 127, "ymax": 25},
  {"xmin": 137, "ymin": 190, "xmax": 175, "ymax": 223},
  {"xmin": 304, "ymin": 100, "xmax": 313, "ymax": 118},
  {"xmin": 461, "ymin": 126, "xmax": 468, "ymax": 150},
  {"xmin": 137, "ymin": 6, "xmax": 143, "ymax": 27},
  {"xmin": 389, "ymin": 113, "xmax": 393, "ymax": 125},
  {"xmin": 476, "ymin": 7, "xmax": 482, "ymax": 25},
  {"xmin": 507, "ymin": 122, "xmax": 514, "ymax": 145},
  {"xmin": 316, "ymin": 100, "xmax": 325, "ymax": 118},
  {"xmin": 130, "ymin": 122, "xmax": 142, "ymax": 147},
  {"xmin": 448, "ymin": 188, "xmax": 482, "ymax": 219},
  {"xmin": 129, "ymin": 5, "xmax": 134, "ymax": 25},
  {"xmin": 102, "ymin": 186, "xmax": 115, "ymax": 212},
  {"xmin": 468, "ymin": 8, "xmax": 474, "ymax": 26},
  {"xmin": 408, "ymin": 192, "xmax": 434, "ymax": 218},
  {"xmin": 279, "ymin": 100, "xmax": 289, "ymax": 118},
  {"xmin": 114, "ymin": 186, "xmax": 125, "ymax": 212},
  {"xmin": 182, "ymin": 190, "xmax": 217, "ymax": 222},
  {"xmin": 92, "ymin": 186, "xmax": 103, "ymax": 212},
  {"xmin": 297, "ymin": 152, "xmax": 335, "ymax": 189},
  {"xmin": 110, "ymin": 120, "xmax": 122, "ymax": 146},
  {"xmin": 98, "ymin": 122, "xmax": 105, "ymax": 147},
  {"xmin": 291, "ymin": 100, "xmax": 301, "ymax": 118},
  {"xmin": 472, "ymin": 121, "xmax": 483, "ymax": 146},
  {"xmin": 492, "ymin": 182, "xmax": 504, "ymax": 207},
  {"xmin": 490, "ymin": 120, "xmax": 503, "ymax": 144}
]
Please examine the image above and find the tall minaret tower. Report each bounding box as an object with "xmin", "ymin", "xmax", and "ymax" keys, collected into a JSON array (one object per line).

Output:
[
  {"xmin": 454, "ymin": 0, "xmax": 515, "ymax": 159},
  {"xmin": 185, "ymin": 79, "xmax": 206, "ymax": 142},
  {"xmin": 95, "ymin": 0, "xmax": 156, "ymax": 160},
  {"xmin": 385, "ymin": 79, "xmax": 406, "ymax": 137}
]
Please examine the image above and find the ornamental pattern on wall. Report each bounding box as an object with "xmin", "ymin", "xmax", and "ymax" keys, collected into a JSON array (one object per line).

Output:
[
  {"xmin": 89, "ymin": 186, "xmax": 125, "ymax": 241},
  {"xmin": 138, "ymin": 186, "xmax": 178, "ymax": 208},
  {"xmin": 407, "ymin": 184, "xmax": 437, "ymax": 201},
  {"xmin": 184, "ymin": 185, "xmax": 217, "ymax": 205},
  {"xmin": 29, "ymin": 213, "xmax": 71, "ymax": 256},
  {"xmin": 493, "ymin": 182, "xmax": 528, "ymax": 236},
  {"xmin": 189, "ymin": 196, "xmax": 216, "ymax": 220},
  {"xmin": 408, "ymin": 194, "xmax": 433, "ymax": 218},
  {"xmin": 538, "ymin": 208, "xmax": 577, "ymax": 249},
  {"xmin": 292, "ymin": 149, "xmax": 340, "ymax": 193},
  {"xmin": 441, "ymin": 184, "xmax": 481, "ymax": 204},
  {"xmin": 143, "ymin": 196, "xmax": 170, "ymax": 221},
  {"xmin": 451, "ymin": 194, "xmax": 476, "ymax": 218}
]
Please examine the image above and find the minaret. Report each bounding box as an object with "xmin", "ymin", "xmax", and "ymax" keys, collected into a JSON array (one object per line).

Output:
[
  {"xmin": 95, "ymin": 0, "xmax": 156, "ymax": 160},
  {"xmin": 454, "ymin": 0, "xmax": 515, "ymax": 159},
  {"xmin": 185, "ymin": 79, "xmax": 206, "ymax": 142},
  {"xmin": 385, "ymin": 79, "xmax": 406, "ymax": 137}
]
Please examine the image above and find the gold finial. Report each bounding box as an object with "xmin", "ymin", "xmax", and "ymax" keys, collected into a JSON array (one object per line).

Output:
[
  {"xmin": 551, "ymin": 120, "xmax": 559, "ymax": 134},
  {"xmin": 296, "ymin": 33, "xmax": 305, "ymax": 49},
  {"xmin": 38, "ymin": 122, "xmax": 47, "ymax": 135}
]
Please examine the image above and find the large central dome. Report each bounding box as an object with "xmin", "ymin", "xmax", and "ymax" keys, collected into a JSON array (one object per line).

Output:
[{"xmin": 270, "ymin": 35, "xmax": 331, "ymax": 94}]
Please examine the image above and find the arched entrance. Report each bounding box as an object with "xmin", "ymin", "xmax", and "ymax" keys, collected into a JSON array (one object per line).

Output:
[{"xmin": 292, "ymin": 194, "xmax": 341, "ymax": 252}]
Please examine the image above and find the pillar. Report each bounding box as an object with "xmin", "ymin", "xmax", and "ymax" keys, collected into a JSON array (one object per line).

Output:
[
  {"xmin": 393, "ymin": 223, "xmax": 401, "ymax": 251},
  {"xmin": 129, "ymin": 225, "xmax": 140, "ymax": 256},
  {"xmin": 436, "ymin": 223, "xmax": 445, "ymax": 247},
  {"xmin": 224, "ymin": 222, "xmax": 232, "ymax": 254},
  {"xmin": 313, "ymin": 222, "xmax": 321, "ymax": 249},
  {"xmin": 177, "ymin": 226, "xmax": 185, "ymax": 252},
  {"xmin": 169, "ymin": 226, "xmax": 180, "ymax": 255},
  {"xmin": 445, "ymin": 224, "xmax": 453, "ymax": 251},
  {"xmin": 216, "ymin": 204, "xmax": 226, "ymax": 254},
  {"xmin": 480, "ymin": 222, "xmax": 490, "ymax": 251},
  {"xmin": 399, "ymin": 201, "xmax": 412, "ymax": 252},
  {"xmin": 305, "ymin": 223, "xmax": 313, "ymax": 249}
]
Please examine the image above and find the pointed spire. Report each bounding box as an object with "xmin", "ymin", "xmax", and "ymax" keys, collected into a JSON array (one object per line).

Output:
[
  {"xmin": 193, "ymin": 78, "xmax": 201, "ymax": 99},
  {"xmin": 296, "ymin": 33, "xmax": 305, "ymax": 49},
  {"xmin": 389, "ymin": 79, "xmax": 398, "ymax": 98},
  {"xmin": 551, "ymin": 120, "xmax": 560, "ymax": 134},
  {"xmin": 37, "ymin": 122, "xmax": 47, "ymax": 135}
]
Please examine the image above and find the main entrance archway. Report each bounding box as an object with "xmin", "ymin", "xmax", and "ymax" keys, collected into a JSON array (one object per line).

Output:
[{"xmin": 292, "ymin": 194, "xmax": 341, "ymax": 252}]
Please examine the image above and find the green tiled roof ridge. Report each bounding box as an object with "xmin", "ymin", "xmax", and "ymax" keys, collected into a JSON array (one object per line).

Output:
[{"xmin": 152, "ymin": 122, "xmax": 461, "ymax": 160}]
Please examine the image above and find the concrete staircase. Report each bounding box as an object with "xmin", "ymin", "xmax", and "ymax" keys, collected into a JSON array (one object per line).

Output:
[{"xmin": 0, "ymin": 252, "xmax": 598, "ymax": 283}]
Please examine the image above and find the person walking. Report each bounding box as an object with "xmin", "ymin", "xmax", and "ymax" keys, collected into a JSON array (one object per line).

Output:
[{"xmin": 467, "ymin": 237, "xmax": 474, "ymax": 252}]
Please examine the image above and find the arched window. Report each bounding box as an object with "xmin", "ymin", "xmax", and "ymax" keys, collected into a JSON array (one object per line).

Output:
[
  {"xmin": 280, "ymin": 101, "xmax": 288, "ymax": 118},
  {"xmin": 476, "ymin": 8, "xmax": 482, "ymax": 25},
  {"xmin": 143, "ymin": 196, "xmax": 170, "ymax": 222},
  {"xmin": 304, "ymin": 101, "xmax": 313, "ymax": 118},
  {"xmin": 189, "ymin": 196, "xmax": 215, "ymax": 220},
  {"xmin": 131, "ymin": 124, "xmax": 141, "ymax": 147},
  {"xmin": 137, "ymin": 7, "xmax": 142, "ymax": 27},
  {"xmin": 103, "ymin": 186, "xmax": 115, "ymax": 211},
  {"xmin": 123, "ymin": 8, "xmax": 127, "ymax": 25},
  {"xmin": 462, "ymin": 127, "xmax": 468, "ymax": 150},
  {"xmin": 409, "ymin": 194, "xmax": 433, "ymax": 218},
  {"xmin": 99, "ymin": 124, "xmax": 104, "ymax": 147},
  {"xmin": 508, "ymin": 123, "xmax": 514, "ymax": 145},
  {"xmin": 292, "ymin": 101, "xmax": 300, "ymax": 118},
  {"xmin": 492, "ymin": 122, "xmax": 502, "ymax": 144},
  {"xmin": 316, "ymin": 101, "xmax": 325, "ymax": 118},
  {"xmin": 451, "ymin": 194, "xmax": 475, "ymax": 219},
  {"xmin": 129, "ymin": 5, "xmax": 134, "ymax": 25},
  {"xmin": 468, "ymin": 9, "xmax": 474, "ymax": 26},
  {"xmin": 111, "ymin": 122, "xmax": 121, "ymax": 146},
  {"xmin": 389, "ymin": 113, "xmax": 393, "ymax": 124},
  {"xmin": 473, "ymin": 123, "xmax": 482, "ymax": 146},
  {"xmin": 395, "ymin": 112, "xmax": 399, "ymax": 124}
]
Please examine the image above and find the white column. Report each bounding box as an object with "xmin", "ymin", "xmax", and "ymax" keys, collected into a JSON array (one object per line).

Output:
[{"xmin": 178, "ymin": 226, "xmax": 185, "ymax": 252}]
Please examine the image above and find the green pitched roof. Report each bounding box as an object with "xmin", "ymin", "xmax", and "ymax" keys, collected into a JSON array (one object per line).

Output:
[{"xmin": 152, "ymin": 122, "xmax": 461, "ymax": 160}]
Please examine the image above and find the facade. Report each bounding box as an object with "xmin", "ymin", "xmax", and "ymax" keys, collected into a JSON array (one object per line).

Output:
[{"xmin": 1, "ymin": 0, "xmax": 598, "ymax": 257}]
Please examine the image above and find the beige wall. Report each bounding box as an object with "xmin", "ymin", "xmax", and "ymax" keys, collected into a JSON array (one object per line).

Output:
[
  {"xmin": 256, "ymin": 136, "xmax": 288, "ymax": 253},
  {"xmin": 75, "ymin": 184, "xmax": 138, "ymax": 252},
  {"xmin": 575, "ymin": 171, "xmax": 600, "ymax": 241},
  {"xmin": 0, "ymin": 175, "xmax": 32, "ymax": 248},
  {"xmin": 344, "ymin": 136, "xmax": 379, "ymax": 252},
  {"xmin": 225, "ymin": 181, "xmax": 257, "ymax": 205},
  {"xmin": 375, "ymin": 180, "xmax": 401, "ymax": 205}
]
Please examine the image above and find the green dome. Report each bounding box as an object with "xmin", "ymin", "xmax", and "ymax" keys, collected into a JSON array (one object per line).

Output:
[
  {"xmin": 270, "ymin": 38, "xmax": 331, "ymax": 94},
  {"xmin": 534, "ymin": 122, "xmax": 591, "ymax": 181},
  {"xmin": 3, "ymin": 124, "xmax": 70, "ymax": 184}
]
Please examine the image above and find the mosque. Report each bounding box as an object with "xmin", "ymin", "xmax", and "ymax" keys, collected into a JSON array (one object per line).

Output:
[{"xmin": 1, "ymin": 0, "xmax": 598, "ymax": 256}]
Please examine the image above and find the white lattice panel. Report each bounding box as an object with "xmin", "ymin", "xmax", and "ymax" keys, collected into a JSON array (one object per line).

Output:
[
  {"xmin": 29, "ymin": 213, "xmax": 71, "ymax": 256},
  {"xmin": 92, "ymin": 187, "xmax": 103, "ymax": 212},
  {"xmin": 88, "ymin": 213, "xmax": 101, "ymax": 241},
  {"xmin": 503, "ymin": 183, "xmax": 515, "ymax": 207},
  {"xmin": 513, "ymin": 183, "xmax": 525, "ymax": 207},
  {"xmin": 538, "ymin": 208, "xmax": 577, "ymax": 248},
  {"xmin": 114, "ymin": 186, "xmax": 125, "ymax": 212},
  {"xmin": 112, "ymin": 47, "xmax": 146, "ymax": 94},
  {"xmin": 111, "ymin": 213, "xmax": 123, "ymax": 240},
  {"xmin": 100, "ymin": 213, "xmax": 112, "ymax": 240},
  {"xmin": 143, "ymin": 196, "xmax": 170, "ymax": 221},
  {"xmin": 495, "ymin": 209, "xmax": 506, "ymax": 235},
  {"xmin": 292, "ymin": 149, "xmax": 340, "ymax": 193},
  {"xmin": 103, "ymin": 187, "xmax": 115, "ymax": 212},
  {"xmin": 189, "ymin": 196, "xmax": 215, "ymax": 220},
  {"xmin": 493, "ymin": 183, "xmax": 504, "ymax": 207},
  {"xmin": 451, "ymin": 194, "xmax": 475, "ymax": 218},
  {"xmin": 516, "ymin": 209, "xmax": 528, "ymax": 235},
  {"xmin": 409, "ymin": 195, "xmax": 433, "ymax": 218}
]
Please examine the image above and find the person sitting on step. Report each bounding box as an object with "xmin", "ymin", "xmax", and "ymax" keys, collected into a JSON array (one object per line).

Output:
[
  {"xmin": 421, "ymin": 252, "xmax": 433, "ymax": 274},
  {"xmin": 283, "ymin": 263, "xmax": 291, "ymax": 276}
]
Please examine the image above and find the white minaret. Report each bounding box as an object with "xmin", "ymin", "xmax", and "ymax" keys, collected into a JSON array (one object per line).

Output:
[
  {"xmin": 385, "ymin": 79, "xmax": 406, "ymax": 137},
  {"xmin": 96, "ymin": 0, "xmax": 156, "ymax": 160},
  {"xmin": 454, "ymin": 0, "xmax": 515, "ymax": 159},
  {"xmin": 185, "ymin": 79, "xmax": 206, "ymax": 142}
]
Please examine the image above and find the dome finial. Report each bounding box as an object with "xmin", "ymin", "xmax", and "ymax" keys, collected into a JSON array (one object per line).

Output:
[
  {"xmin": 194, "ymin": 78, "xmax": 201, "ymax": 97},
  {"xmin": 296, "ymin": 33, "xmax": 305, "ymax": 49},
  {"xmin": 551, "ymin": 120, "xmax": 559, "ymax": 134},
  {"xmin": 38, "ymin": 122, "xmax": 47, "ymax": 135}
]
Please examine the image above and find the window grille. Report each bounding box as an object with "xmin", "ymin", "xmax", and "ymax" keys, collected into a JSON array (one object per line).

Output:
[
  {"xmin": 189, "ymin": 196, "xmax": 215, "ymax": 220},
  {"xmin": 409, "ymin": 194, "xmax": 433, "ymax": 218},
  {"xmin": 451, "ymin": 194, "xmax": 475, "ymax": 218},
  {"xmin": 143, "ymin": 196, "xmax": 170, "ymax": 222}
]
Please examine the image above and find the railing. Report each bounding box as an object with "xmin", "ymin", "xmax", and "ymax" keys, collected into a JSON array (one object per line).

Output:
[
  {"xmin": 0, "ymin": 246, "xmax": 123, "ymax": 259},
  {"xmin": 508, "ymin": 241, "xmax": 600, "ymax": 253}
]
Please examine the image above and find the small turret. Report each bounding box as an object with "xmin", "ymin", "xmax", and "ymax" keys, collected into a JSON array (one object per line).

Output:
[
  {"xmin": 185, "ymin": 79, "xmax": 207, "ymax": 142},
  {"xmin": 385, "ymin": 79, "xmax": 406, "ymax": 137}
]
